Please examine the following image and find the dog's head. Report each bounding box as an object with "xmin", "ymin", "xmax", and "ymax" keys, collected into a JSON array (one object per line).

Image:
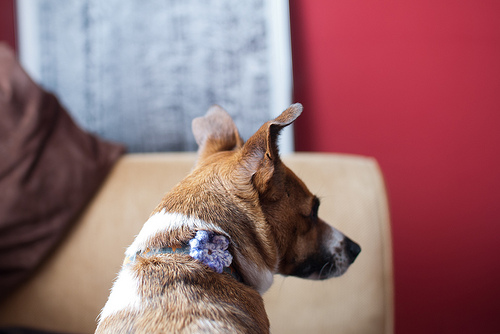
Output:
[{"xmin": 181, "ymin": 104, "xmax": 360, "ymax": 288}]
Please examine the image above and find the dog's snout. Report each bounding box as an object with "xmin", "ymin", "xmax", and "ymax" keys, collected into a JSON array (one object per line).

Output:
[{"xmin": 345, "ymin": 237, "xmax": 361, "ymax": 263}]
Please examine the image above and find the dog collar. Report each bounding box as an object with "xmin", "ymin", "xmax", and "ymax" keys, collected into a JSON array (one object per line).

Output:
[{"xmin": 123, "ymin": 231, "xmax": 242, "ymax": 282}]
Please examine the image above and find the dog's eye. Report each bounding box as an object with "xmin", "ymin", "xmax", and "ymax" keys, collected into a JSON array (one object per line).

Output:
[{"xmin": 310, "ymin": 197, "xmax": 320, "ymax": 221}]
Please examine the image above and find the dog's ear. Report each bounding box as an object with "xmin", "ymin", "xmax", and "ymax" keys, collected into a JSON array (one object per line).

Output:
[
  {"xmin": 239, "ymin": 103, "xmax": 303, "ymax": 195},
  {"xmin": 192, "ymin": 105, "xmax": 244, "ymax": 161}
]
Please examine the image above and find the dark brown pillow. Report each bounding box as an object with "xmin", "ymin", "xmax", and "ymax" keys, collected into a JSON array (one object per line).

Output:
[{"xmin": 0, "ymin": 43, "xmax": 125, "ymax": 300}]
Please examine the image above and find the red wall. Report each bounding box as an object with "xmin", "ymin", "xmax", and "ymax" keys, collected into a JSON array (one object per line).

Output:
[
  {"xmin": 0, "ymin": 0, "xmax": 16, "ymax": 51},
  {"xmin": 290, "ymin": 1, "xmax": 500, "ymax": 333}
]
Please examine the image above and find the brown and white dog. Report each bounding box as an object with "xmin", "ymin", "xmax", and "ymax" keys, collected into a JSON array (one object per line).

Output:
[{"xmin": 96, "ymin": 104, "xmax": 361, "ymax": 333}]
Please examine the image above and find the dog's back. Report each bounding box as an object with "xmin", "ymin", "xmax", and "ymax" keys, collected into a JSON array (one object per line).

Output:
[{"xmin": 97, "ymin": 254, "xmax": 268, "ymax": 333}]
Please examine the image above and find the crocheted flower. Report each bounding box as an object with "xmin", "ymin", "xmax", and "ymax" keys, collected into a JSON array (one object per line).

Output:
[{"xmin": 189, "ymin": 230, "xmax": 232, "ymax": 273}]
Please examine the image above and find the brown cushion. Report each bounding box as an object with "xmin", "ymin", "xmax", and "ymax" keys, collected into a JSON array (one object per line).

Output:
[{"xmin": 0, "ymin": 43, "xmax": 125, "ymax": 300}]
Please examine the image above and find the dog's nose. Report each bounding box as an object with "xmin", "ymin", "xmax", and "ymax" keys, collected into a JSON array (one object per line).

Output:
[{"xmin": 345, "ymin": 237, "xmax": 361, "ymax": 263}]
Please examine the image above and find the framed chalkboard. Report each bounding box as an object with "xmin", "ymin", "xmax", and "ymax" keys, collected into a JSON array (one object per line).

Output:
[{"xmin": 17, "ymin": 0, "xmax": 293, "ymax": 153}]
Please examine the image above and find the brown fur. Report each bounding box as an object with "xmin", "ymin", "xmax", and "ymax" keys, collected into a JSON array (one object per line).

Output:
[
  {"xmin": 96, "ymin": 104, "xmax": 360, "ymax": 333},
  {"xmin": 98, "ymin": 255, "xmax": 268, "ymax": 333}
]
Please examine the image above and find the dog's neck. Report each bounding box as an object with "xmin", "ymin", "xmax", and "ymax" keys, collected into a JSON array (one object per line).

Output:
[
  {"xmin": 124, "ymin": 210, "xmax": 275, "ymax": 294},
  {"xmin": 123, "ymin": 240, "xmax": 243, "ymax": 282}
]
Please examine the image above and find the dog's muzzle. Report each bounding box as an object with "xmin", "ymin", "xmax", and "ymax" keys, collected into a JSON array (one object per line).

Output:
[{"xmin": 306, "ymin": 230, "xmax": 361, "ymax": 280}]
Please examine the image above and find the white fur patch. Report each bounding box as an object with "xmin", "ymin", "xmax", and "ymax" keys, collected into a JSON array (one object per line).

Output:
[
  {"xmin": 324, "ymin": 225, "xmax": 351, "ymax": 277},
  {"xmin": 189, "ymin": 318, "xmax": 229, "ymax": 331},
  {"xmin": 234, "ymin": 250, "xmax": 275, "ymax": 294},
  {"xmin": 99, "ymin": 266, "xmax": 141, "ymax": 321},
  {"xmin": 326, "ymin": 225, "xmax": 346, "ymax": 251},
  {"xmin": 125, "ymin": 210, "xmax": 228, "ymax": 257}
]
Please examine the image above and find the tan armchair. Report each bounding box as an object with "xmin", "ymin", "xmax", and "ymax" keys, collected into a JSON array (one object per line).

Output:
[{"xmin": 0, "ymin": 153, "xmax": 393, "ymax": 334}]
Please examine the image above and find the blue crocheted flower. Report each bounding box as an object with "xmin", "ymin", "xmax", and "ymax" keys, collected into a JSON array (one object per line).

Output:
[{"xmin": 189, "ymin": 230, "xmax": 232, "ymax": 273}]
